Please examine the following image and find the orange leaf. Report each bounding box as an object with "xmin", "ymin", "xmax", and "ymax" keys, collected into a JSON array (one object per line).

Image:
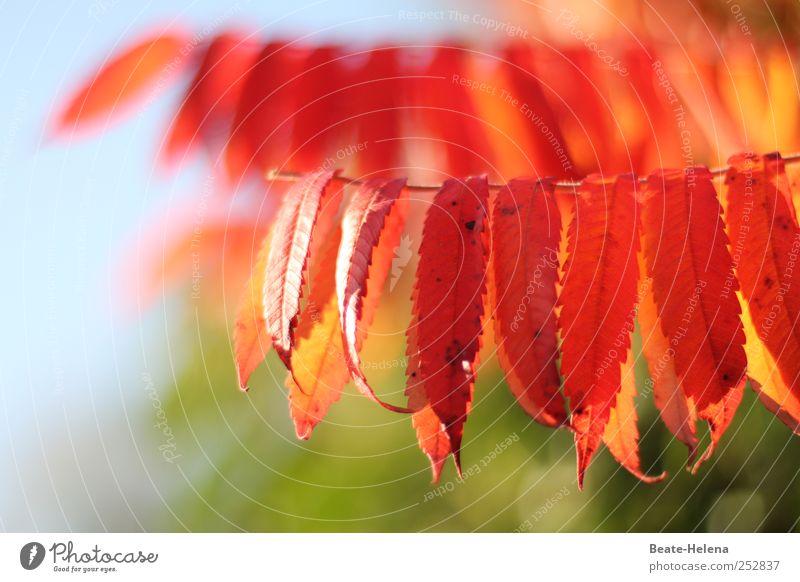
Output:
[
  {"xmin": 406, "ymin": 176, "xmax": 489, "ymax": 480},
  {"xmin": 725, "ymin": 152, "xmax": 800, "ymax": 433},
  {"xmin": 640, "ymin": 167, "xmax": 747, "ymax": 470},
  {"xmin": 489, "ymin": 178, "xmax": 566, "ymax": 426},
  {"xmin": 603, "ymin": 347, "xmax": 666, "ymax": 483},
  {"xmin": 559, "ymin": 174, "xmax": 640, "ymax": 489},
  {"xmin": 121, "ymin": 189, "xmax": 274, "ymax": 311},
  {"xmin": 288, "ymin": 298, "xmax": 349, "ymax": 439},
  {"xmin": 638, "ymin": 280, "xmax": 700, "ymax": 465},
  {"xmin": 233, "ymin": 229, "xmax": 273, "ymax": 391},
  {"xmin": 288, "ymin": 226, "xmax": 349, "ymax": 439},
  {"xmin": 336, "ymin": 178, "xmax": 410, "ymax": 412},
  {"xmin": 55, "ymin": 30, "xmax": 187, "ymax": 135}
]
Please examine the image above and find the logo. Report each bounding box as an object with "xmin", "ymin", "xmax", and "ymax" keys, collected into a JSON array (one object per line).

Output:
[{"xmin": 20, "ymin": 542, "xmax": 45, "ymax": 570}]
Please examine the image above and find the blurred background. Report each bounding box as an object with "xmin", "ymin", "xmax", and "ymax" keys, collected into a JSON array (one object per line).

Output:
[{"xmin": 1, "ymin": 0, "xmax": 799, "ymax": 532}]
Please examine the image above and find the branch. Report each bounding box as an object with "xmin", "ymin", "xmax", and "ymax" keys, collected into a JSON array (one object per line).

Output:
[{"xmin": 266, "ymin": 152, "xmax": 800, "ymax": 194}]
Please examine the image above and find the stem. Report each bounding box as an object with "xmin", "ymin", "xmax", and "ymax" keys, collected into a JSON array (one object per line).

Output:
[{"xmin": 265, "ymin": 152, "xmax": 800, "ymax": 193}]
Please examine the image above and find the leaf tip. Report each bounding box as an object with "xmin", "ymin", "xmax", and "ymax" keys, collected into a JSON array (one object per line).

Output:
[
  {"xmin": 635, "ymin": 470, "xmax": 668, "ymax": 484},
  {"xmin": 428, "ymin": 456, "xmax": 446, "ymax": 483},
  {"xmin": 574, "ymin": 428, "xmax": 600, "ymax": 491},
  {"xmin": 684, "ymin": 442, "xmax": 699, "ymax": 469},
  {"xmin": 689, "ymin": 443, "xmax": 716, "ymax": 475},
  {"xmin": 576, "ymin": 470, "xmax": 586, "ymax": 492},
  {"xmin": 452, "ymin": 450, "xmax": 463, "ymax": 480},
  {"xmin": 235, "ymin": 363, "xmax": 251, "ymax": 392},
  {"xmin": 294, "ymin": 423, "xmax": 313, "ymax": 440}
]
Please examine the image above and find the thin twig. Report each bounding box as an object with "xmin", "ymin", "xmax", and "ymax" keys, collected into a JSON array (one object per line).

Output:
[{"xmin": 265, "ymin": 152, "xmax": 800, "ymax": 193}]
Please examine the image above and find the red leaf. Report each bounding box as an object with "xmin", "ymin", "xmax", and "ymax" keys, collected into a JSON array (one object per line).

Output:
[
  {"xmin": 638, "ymin": 279, "xmax": 700, "ymax": 464},
  {"xmin": 726, "ymin": 152, "xmax": 800, "ymax": 434},
  {"xmin": 530, "ymin": 48, "xmax": 607, "ymax": 174},
  {"xmin": 603, "ymin": 347, "xmax": 666, "ymax": 483},
  {"xmin": 407, "ymin": 404, "xmax": 452, "ymax": 482},
  {"xmin": 641, "ymin": 167, "xmax": 747, "ymax": 470},
  {"xmin": 406, "ymin": 176, "xmax": 489, "ymax": 480},
  {"xmin": 233, "ymin": 229, "xmax": 273, "ymax": 391},
  {"xmin": 501, "ymin": 44, "xmax": 577, "ymax": 177},
  {"xmin": 54, "ymin": 30, "xmax": 188, "ymax": 136},
  {"xmin": 559, "ymin": 174, "xmax": 640, "ymax": 489},
  {"xmin": 489, "ymin": 178, "xmax": 566, "ymax": 426},
  {"xmin": 349, "ymin": 48, "xmax": 405, "ymax": 175},
  {"xmin": 336, "ymin": 178, "xmax": 411, "ymax": 412},
  {"xmin": 621, "ymin": 46, "xmax": 686, "ymax": 171},
  {"xmin": 415, "ymin": 46, "xmax": 488, "ymax": 176},
  {"xmin": 225, "ymin": 41, "xmax": 301, "ymax": 180},
  {"xmin": 288, "ymin": 46, "xmax": 351, "ymax": 170},
  {"xmin": 164, "ymin": 31, "xmax": 258, "ymax": 164},
  {"xmin": 264, "ymin": 170, "xmax": 337, "ymax": 368}
]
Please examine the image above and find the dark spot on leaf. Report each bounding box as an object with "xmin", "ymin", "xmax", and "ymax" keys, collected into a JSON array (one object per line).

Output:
[
  {"xmin": 465, "ymin": 220, "xmax": 476, "ymax": 230},
  {"xmin": 445, "ymin": 340, "xmax": 463, "ymax": 366},
  {"xmin": 764, "ymin": 276, "xmax": 773, "ymax": 289},
  {"xmin": 501, "ymin": 207, "xmax": 515, "ymax": 215}
]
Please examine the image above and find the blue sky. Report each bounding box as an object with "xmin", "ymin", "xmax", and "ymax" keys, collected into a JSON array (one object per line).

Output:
[{"xmin": 0, "ymin": 0, "xmax": 494, "ymax": 529}]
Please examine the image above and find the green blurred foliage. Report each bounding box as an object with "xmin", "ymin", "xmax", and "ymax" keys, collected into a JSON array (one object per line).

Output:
[{"xmin": 136, "ymin": 315, "xmax": 800, "ymax": 532}]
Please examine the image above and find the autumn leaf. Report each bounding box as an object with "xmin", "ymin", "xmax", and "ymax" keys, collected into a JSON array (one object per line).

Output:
[
  {"xmin": 124, "ymin": 190, "xmax": 273, "ymax": 311},
  {"xmin": 349, "ymin": 48, "xmax": 405, "ymax": 175},
  {"xmin": 233, "ymin": 229, "xmax": 273, "ymax": 391},
  {"xmin": 225, "ymin": 41, "xmax": 301, "ymax": 179},
  {"xmin": 640, "ymin": 167, "xmax": 747, "ymax": 470},
  {"xmin": 501, "ymin": 44, "xmax": 576, "ymax": 177},
  {"xmin": 638, "ymin": 279, "xmax": 700, "ymax": 465},
  {"xmin": 164, "ymin": 31, "xmax": 258, "ymax": 164},
  {"xmin": 415, "ymin": 46, "xmax": 489, "ymax": 176},
  {"xmin": 336, "ymin": 177, "xmax": 411, "ymax": 412},
  {"xmin": 489, "ymin": 178, "xmax": 566, "ymax": 426},
  {"xmin": 602, "ymin": 347, "xmax": 666, "ymax": 483},
  {"xmin": 288, "ymin": 226, "xmax": 350, "ymax": 439},
  {"xmin": 559, "ymin": 174, "xmax": 640, "ymax": 489},
  {"xmin": 264, "ymin": 170, "xmax": 337, "ymax": 369},
  {"xmin": 54, "ymin": 29, "xmax": 188, "ymax": 136},
  {"xmin": 54, "ymin": 24, "xmax": 800, "ymax": 486},
  {"xmin": 288, "ymin": 46, "xmax": 352, "ymax": 170},
  {"xmin": 406, "ymin": 176, "xmax": 489, "ymax": 480},
  {"xmin": 725, "ymin": 152, "xmax": 800, "ymax": 434}
]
